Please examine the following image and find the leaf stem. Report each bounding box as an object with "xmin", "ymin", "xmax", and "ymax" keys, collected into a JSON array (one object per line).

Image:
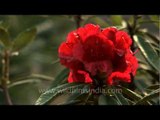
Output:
[
  {"xmin": 128, "ymin": 15, "xmax": 141, "ymax": 52},
  {"xmin": 1, "ymin": 50, "xmax": 12, "ymax": 105},
  {"xmin": 74, "ymin": 15, "xmax": 82, "ymax": 28}
]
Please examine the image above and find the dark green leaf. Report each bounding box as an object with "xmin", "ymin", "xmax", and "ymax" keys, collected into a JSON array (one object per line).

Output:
[
  {"xmin": 145, "ymin": 32, "xmax": 160, "ymax": 45},
  {"xmin": 134, "ymin": 35, "xmax": 159, "ymax": 72},
  {"xmin": 0, "ymin": 87, "xmax": 3, "ymax": 92},
  {"xmin": 12, "ymin": 28, "xmax": 37, "ymax": 51},
  {"xmin": 138, "ymin": 30, "xmax": 159, "ymax": 46},
  {"xmin": 59, "ymin": 100, "xmax": 82, "ymax": 105},
  {"xmin": 118, "ymin": 86, "xmax": 152, "ymax": 105},
  {"xmin": 0, "ymin": 21, "xmax": 10, "ymax": 29},
  {"xmin": 146, "ymin": 84, "xmax": 160, "ymax": 90},
  {"xmin": 134, "ymin": 79, "xmax": 148, "ymax": 96},
  {"xmin": 66, "ymin": 91, "xmax": 83, "ymax": 102},
  {"xmin": 135, "ymin": 88, "xmax": 160, "ymax": 105},
  {"xmin": 112, "ymin": 87, "xmax": 129, "ymax": 105},
  {"xmin": 98, "ymin": 94, "xmax": 119, "ymax": 105},
  {"xmin": 35, "ymin": 83, "xmax": 85, "ymax": 105},
  {"xmin": 66, "ymin": 85, "xmax": 89, "ymax": 102},
  {"xmin": 0, "ymin": 27, "xmax": 11, "ymax": 47},
  {"xmin": 118, "ymin": 86, "xmax": 142, "ymax": 101},
  {"xmin": 50, "ymin": 68, "xmax": 69, "ymax": 88},
  {"xmin": 125, "ymin": 98, "xmax": 136, "ymax": 105}
]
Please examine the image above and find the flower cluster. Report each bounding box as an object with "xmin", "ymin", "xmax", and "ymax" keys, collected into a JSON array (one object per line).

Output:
[{"xmin": 58, "ymin": 24, "xmax": 138, "ymax": 85}]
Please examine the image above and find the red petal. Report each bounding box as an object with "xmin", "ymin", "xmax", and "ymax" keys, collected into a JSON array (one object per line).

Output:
[
  {"xmin": 83, "ymin": 35, "xmax": 114, "ymax": 62},
  {"xmin": 68, "ymin": 70, "xmax": 92, "ymax": 83},
  {"xmin": 84, "ymin": 24, "xmax": 100, "ymax": 33},
  {"xmin": 59, "ymin": 42, "xmax": 83, "ymax": 70},
  {"xmin": 78, "ymin": 70, "xmax": 93, "ymax": 83},
  {"xmin": 107, "ymin": 72, "xmax": 131, "ymax": 85},
  {"xmin": 76, "ymin": 27, "xmax": 87, "ymax": 41},
  {"xmin": 113, "ymin": 54, "xmax": 128, "ymax": 72},
  {"xmin": 102, "ymin": 27, "xmax": 117, "ymax": 41},
  {"xmin": 77, "ymin": 24, "xmax": 101, "ymax": 41},
  {"xmin": 84, "ymin": 60, "xmax": 112, "ymax": 76},
  {"xmin": 115, "ymin": 31, "xmax": 132, "ymax": 56},
  {"xmin": 125, "ymin": 53, "xmax": 138, "ymax": 75},
  {"xmin": 66, "ymin": 31, "xmax": 80, "ymax": 43},
  {"xmin": 116, "ymin": 31, "xmax": 132, "ymax": 46},
  {"xmin": 73, "ymin": 42, "xmax": 84, "ymax": 62},
  {"xmin": 58, "ymin": 42, "xmax": 72, "ymax": 56}
]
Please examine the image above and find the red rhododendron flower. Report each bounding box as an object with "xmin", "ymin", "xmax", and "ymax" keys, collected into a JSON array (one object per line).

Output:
[{"xmin": 58, "ymin": 24, "xmax": 138, "ymax": 85}]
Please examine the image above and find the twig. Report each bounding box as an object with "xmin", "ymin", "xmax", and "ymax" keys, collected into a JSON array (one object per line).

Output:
[
  {"xmin": 1, "ymin": 50, "xmax": 12, "ymax": 105},
  {"xmin": 127, "ymin": 15, "xmax": 142, "ymax": 52},
  {"xmin": 126, "ymin": 15, "xmax": 142, "ymax": 90},
  {"xmin": 74, "ymin": 15, "xmax": 82, "ymax": 28}
]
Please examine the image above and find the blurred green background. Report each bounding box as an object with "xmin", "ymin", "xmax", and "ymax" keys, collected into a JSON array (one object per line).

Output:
[{"xmin": 0, "ymin": 15, "xmax": 159, "ymax": 105}]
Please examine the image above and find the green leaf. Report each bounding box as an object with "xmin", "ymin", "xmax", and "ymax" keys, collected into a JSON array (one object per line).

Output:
[
  {"xmin": 133, "ymin": 35, "xmax": 160, "ymax": 72},
  {"xmin": 35, "ymin": 83, "xmax": 86, "ymax": 105},
  {"xmin": 12, "ymin": 28, "xmax": 37, "ymax": 51},
  {"xmin": 98, "ymin": 94, "xmax": 119, "ymax": 105},
  {"xmin": 138, "ymin": 30, "xmax": 160, "ymax": 46},
  {"xmin": 0, "ymin": 21, "xmax": 10, "ymax": 29},
  {"xmin": 145, "ymin": 32, "xmax": 160, "ymax": 45},
  {"xmin": 59, "ymin": 100, "xmax": 82, "ymax": 105},
  {"xmin": 66, "ymin": 85, "xmax": 89, "ymax": 102},
  {"xmin": 125, "ymin": 98, "xmax": 136, "ymax": 105},
  {"xmin": 0, "ymin": 86, "xmax": 3, "ymax": 92},
  {"xmin": 83, "ymin": 16, "xmax": 109, "ymax": 27},
  {"xmin": 119, "ymin": 86, "xmax": 152, "ymax": 105},
  {"xmin": 0, "ymin": 27, "xmax": 11, "ymax": 47},
  {"xmin": 134, "ymin": 79, "xmax": 148, "ymax": 96},
  {"xmin": 146, "ymin": 84, "xmax": 160, "ymax": 90},
  {"xmin": 118, "ymin": 86, "xmax": 142, "ymax": 101},
  {"xmin": 149, "ymin": 15, "xmax": 159, "ymax": 27},
  {"xmin": 110, "ymin": 15, "xmax": 123, "ymax": 25},
  {"xmin": 50, "ymin": 68, "xmax": 69, "ymax": 88},
  {"xmin": 112, "ymin": 87, "xmax": 129, "ymax": 105},
  {"xmin": 135, "ymin": 88, "xmax": 160, "ymax": 105},
  {"xmin": 8, "ymin": 79, "xmax": 41, "ymax": 88}
]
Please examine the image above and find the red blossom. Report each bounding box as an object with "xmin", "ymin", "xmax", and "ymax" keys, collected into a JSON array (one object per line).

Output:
[{"xmin": 58, "ymin": 24, "xmax": 138, "ymax": 85}]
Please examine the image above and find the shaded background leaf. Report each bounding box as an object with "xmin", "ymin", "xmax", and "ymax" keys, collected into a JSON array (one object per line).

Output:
[
  {"xmin": 135, "ymin": 88, "xmax": 160, "ymax": 105},
  {"xmin": 98, "ymin": 94, "xmax": 119, "ymax": 105},
  {"xmin": 0, "ymin": 27, "xmax": 11, "ymax": 47},
  {"xmin": 12, "ymin": 28, "xmax": 37, "ymax": 51},
  {"xmin": 134, "ymin": 35, "xmax": 159, "ymax": 72}
]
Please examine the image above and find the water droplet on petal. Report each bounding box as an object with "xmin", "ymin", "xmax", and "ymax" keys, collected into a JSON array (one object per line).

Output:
[
  {"xmin": 116, "ymin": 49, "xmax": 125, "ymax": 56},
  {"xmin": 73, "ymin": 32, "xmax": 77, "ymax": 35},
  {"xmin": 126, "ymin": 60, "xmax": 130, "ymax": 64},
  {"xmin": 73, "ymin": 32, "xmax": 79, "ymax": 38}
]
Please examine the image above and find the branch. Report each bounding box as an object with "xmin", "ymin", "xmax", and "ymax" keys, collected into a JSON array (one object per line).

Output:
[
  {"xmin": 74, "ymin": 15, "xmax": 82, "ymax": 28},
  {"xmin": 1, "ymin": 50, "xmax": 12, "ymax": 105}
]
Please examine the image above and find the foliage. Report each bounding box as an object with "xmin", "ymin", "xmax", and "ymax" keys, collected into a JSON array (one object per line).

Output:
[{"xmin": 0, "ymin": 15, "xmax": 159, "ymax": 105}]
